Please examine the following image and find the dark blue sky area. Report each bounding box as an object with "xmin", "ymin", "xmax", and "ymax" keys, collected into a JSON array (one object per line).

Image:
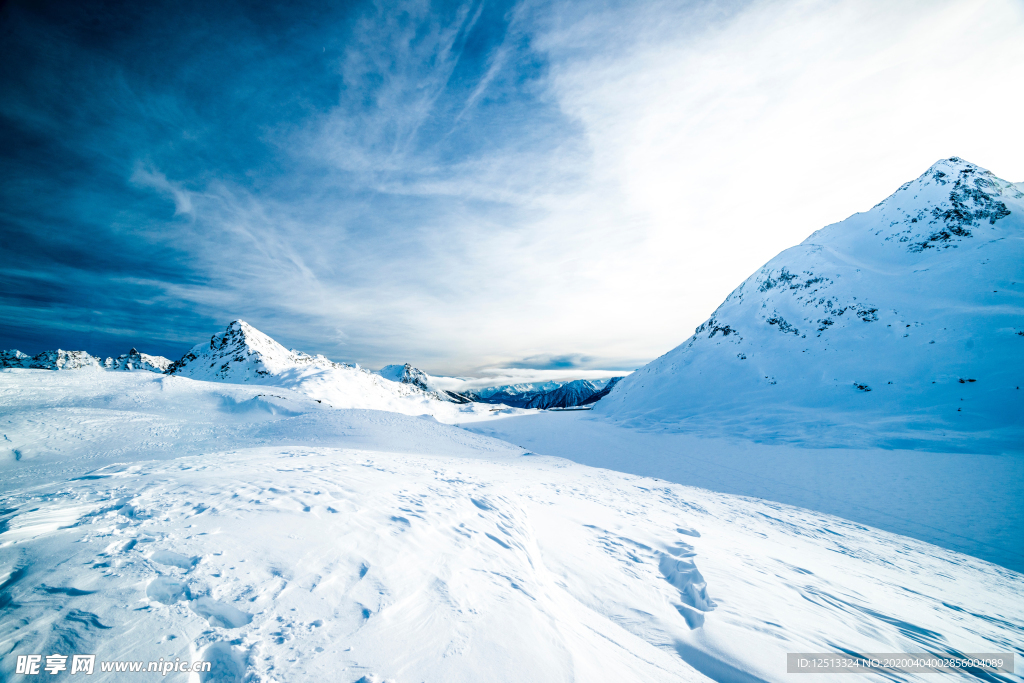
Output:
[{"xmin": 1, "ymin": 0, "xmax": 570, "ymax": 366}]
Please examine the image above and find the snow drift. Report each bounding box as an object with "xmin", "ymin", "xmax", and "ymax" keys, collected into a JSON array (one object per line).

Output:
[{"xmin": 598, "ymin": 158, "xmax": 1024, "ymax": 452}]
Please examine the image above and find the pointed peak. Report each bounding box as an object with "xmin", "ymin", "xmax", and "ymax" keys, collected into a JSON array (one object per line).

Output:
[
  {"xmin": 920, "ymin": 156, "xmax": 988, "ymax": 180},
  {"xmin": 213, "ymin": 320, "xmax": 284, "ymax": 350},
  {"xmin": 928, "ymin": 156, "xmax": 974, "ymax": 170}
]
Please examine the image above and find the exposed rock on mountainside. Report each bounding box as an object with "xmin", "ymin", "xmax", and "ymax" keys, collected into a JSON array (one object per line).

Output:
[
  {"xmin": 0, "ymin": 350, "xmax": 30, "ymax": 368},
  {"xmin": 378, "ymin": 363, "xmax": 474, "ymax": 403},
  {"xmin": 598, "ymin": 158, "xmax": 1024, "ymax": 451},
  {"xmin": 469, "ymin": 379, "xmax": 617, "ymax": 408},
  {"xmin": 525, "ymin": 379, "xmax": 601, "ymax": 409},
  {"xmin": 3, "ymin": 348, "xmax": 169, "ymax": 373},
  {"xmin": 471, "ymin": 381, "xmax": 564, "ymax": 403},
  {"xmin": 165, "ymin": 320, "xmax": 349, "ymax": 381},
  {"xmin": 103, "ymin": 348, "xmax": 172, "ymax": 372},
  {"xmin": 581, "ymin": 376, "xmax": 624, "ymax": 405},
  {"xmin": 0, "ymin": 349, "xmax": 101, "ymax": 370},
  {"xmin": 468, "ymin": 384, "xmax": 552, "ymax": 408},
  {"xmin": 374, "ymin": 368, "xmax": 624, "ymax": 409}
]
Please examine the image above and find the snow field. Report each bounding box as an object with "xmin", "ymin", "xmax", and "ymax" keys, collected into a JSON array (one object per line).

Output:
[
  {"xmin": 1, "ymin": 370, "xmax": 1022, "ymax": 682},
  {"xmin": 465, "ymin": 411, "xmax": 1024, "ymax": 572}
]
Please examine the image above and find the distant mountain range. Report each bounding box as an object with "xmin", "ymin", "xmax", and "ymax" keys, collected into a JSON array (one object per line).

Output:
[
  {"xmin": 2, "ymin": 321, "xmax": 620, "ymax": 412},
  {"xmin": 374, "ymin": 363, "xmax": 624, "ymax": 408},
  {"xmin": 158, "ymin": 320, "xmax": 500, "ymax": 417},
  {"xmin": 597, "ymin": 158, "xmax": 1024, "ymax": 452},
  {"xmin": 1, "ymin": 347, "xmax": 170, "ymax": 371},
  {"xmin": 461, "ymin": 377, "xmax": 623, "ymax": 408}
]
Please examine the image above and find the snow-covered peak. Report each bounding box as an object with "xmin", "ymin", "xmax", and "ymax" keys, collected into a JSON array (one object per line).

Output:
[
  {"xmin": 103, "ymin": 348, "xmax": 172, "ymax": 373},
  {"xmin": 598, "ymin": 158, "xmax": 1024, "ymax": 451},
  {"xmin": 165, "ymin": 321, "xmax": 509, "ymax": 420},
  {"xmin": 377, "ymin": 363, "xmax": 475, "ymax": 404},
  {"xmin": 805, "ymin": 157, "xmax": 1019, "ymax": 256},
  {"xmin": 475, "ymin": 381, "xmax": 565, "ymax": 399},
  {"xmin": 166, "ymin": 320, "xmax": 345, "ymax": 382},
  {"xmin": 379, "ymin": 363, "xmax": 431, "ymax": 391},
  {"xmin": 524, "ymin": 379, "xmax": 600, "ymax": 409}
]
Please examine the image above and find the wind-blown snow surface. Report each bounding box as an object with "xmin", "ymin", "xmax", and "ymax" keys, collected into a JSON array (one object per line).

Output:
[
  {"xmin": 465, "ymin": 412, "xmax": 1024, "ymax": 572},
  {"xmin": 599, "ymin": 158, "xmax": 1024, "ymax": 452},
  {"xmin": 166, "ymin": 321, "xmax": 506, "ymax": 422},
  {"xmin": 2, "ymin": 370, "xmax": 1022, "ymax": 682}
]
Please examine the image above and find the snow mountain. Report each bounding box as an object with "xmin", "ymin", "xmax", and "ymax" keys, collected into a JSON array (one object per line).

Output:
[
  {"xmin": 378, "ymin": 363, "xmax": 474, "ymax": 403},
  {"xmin": 165, "ymin": 320, "xmax": 348, "ymax": 382},
  {"xmin": 371, "ymin": 369, "xmax": 624, "ymax": 409},
  {"xmin": 165, "ymin": 320, "xmax": 502, "ymax": 420},
  {"xmin": 524, "ymin": 379, "xmax": 601, "ymax": 409},
  {"xmin": 0, "ymin": 350, "xmax": 30, "ymax": 367},
  {"xmin": 102, "ymin": 347, "xmax": 172, "ymax": 372},
  {"xmin": 598, "ymin": 158, "xmax": 1024, "ymax": 452},
  {"xmin": 469, "ymin": 378, "xmax": 620, "ymax": 408},
  {"xmin": 0, "ymin": 349, "xmax": 101, "ymax": 370},
  {"xmin": 471, "ymin": 380, "xmax": 564, "ymax": 401},
  {"xmin": 469, "ymin": 383, "xmax": 558, "ymax": 407},
  {"xmin": 0, "ymin": 322, "xmax": 512, "ymax": 419},
  {"xmin": 1, "ymin": 348, "xmax": 171, "ymax": 372}
]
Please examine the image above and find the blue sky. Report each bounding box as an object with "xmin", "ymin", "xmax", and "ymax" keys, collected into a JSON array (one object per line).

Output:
[{"xmin": 2, "ymin": 0, "xmax": 1022, "ymax": 374}]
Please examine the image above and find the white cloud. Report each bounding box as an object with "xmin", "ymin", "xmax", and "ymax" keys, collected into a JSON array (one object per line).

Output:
[
  {"xmin": 516, "ymin": 0, "xmax": 1024, "ymax": 363},
  {"xmin": 130, "ymin": 165, "xmax": 194, "ymax": 216},
  {"xmin": 129, "ymin": 0, "xmax": 1024, "ymax": 375}
]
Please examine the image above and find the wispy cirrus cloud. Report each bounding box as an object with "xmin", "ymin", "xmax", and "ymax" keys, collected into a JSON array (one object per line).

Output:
[{"xmin": 2, "ymin": 0, "xmax": 1022, "ymax": 373}]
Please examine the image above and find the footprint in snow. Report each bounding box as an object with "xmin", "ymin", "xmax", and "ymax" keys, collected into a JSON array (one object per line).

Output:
[
  {"xmin": 190, "ymin": 596, "xmax": 253, "ymax": 629},
  {"xmin": 147, "ymin": 577, "xmax": 190, "ymax": 605},
  {"xmin": 150, "ymin": 549, "xmax": 200, "ymax": 570},
  {"xmin": 197, "ymin": 641, "xmax": 248, "ymax": 683}
]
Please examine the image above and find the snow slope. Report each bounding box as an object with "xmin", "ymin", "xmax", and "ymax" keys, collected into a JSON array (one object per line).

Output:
[
  {"xmin": 598, "ymin": 158, "xmax": 1024, "ymax": 452},
  {"xmin": 166, "ymin": 321, "xmax": 507, "ymax": 422},
  {"xmin": 1, "ymin": 370, "xmax": 1022, "ymax": 682}
]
